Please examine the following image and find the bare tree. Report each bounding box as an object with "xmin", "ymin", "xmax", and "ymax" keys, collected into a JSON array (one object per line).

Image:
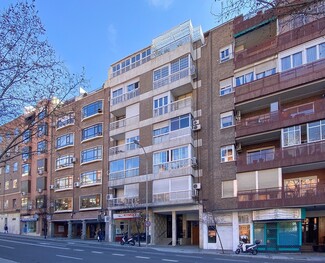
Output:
[
  {"xmin": 211, "ymin": 0, "xmax": 325, "ymax": 23},
  {"xmin": 0, "ymin": 1, "xmax": 85, "ymax": 164}
]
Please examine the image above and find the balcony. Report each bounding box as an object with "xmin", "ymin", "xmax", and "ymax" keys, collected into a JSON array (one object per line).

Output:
[
  {"xmin": 153, "ymin": 157, "xmax": 195, "ymax": 179},
  {"xmin": 110, "ymin": 88, "xmax": 140, "ymax": 108},
  {"xmin": 109, "ymin": 142, "xmax": 139, "ymax": 156},
  {"xmin": 107, "ymin": 196, "xmax": 139, "ymax": 208},
  {"xmin": 237, "ymin": 183, "xmax": 325, "ymax": 209},
  {"xmin": 109, "ymin": 115, "xmax": 139, "ymax": 138},
  {"xmin": 237, "ymin": 140, "xmax": 325, "ymax": 172},
  {"xmin": 153, "ymin": 190, "xmax": 196, "ymax": 205},
  {"xmin": 236, "ymin": 99, "xmax": 325, "ymax": 137},
  {"xmin": 109, "ymin": 168, "xmax": 139, "ymax": 181},
  {"xmin": 235, "ymin": 59, "xmax": 325, "ymax": 104}
]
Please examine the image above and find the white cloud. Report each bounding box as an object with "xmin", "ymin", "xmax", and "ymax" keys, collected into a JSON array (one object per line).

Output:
[{"xmin": 147, "ymin": 0, "xmax": 174, "ymax": 9}]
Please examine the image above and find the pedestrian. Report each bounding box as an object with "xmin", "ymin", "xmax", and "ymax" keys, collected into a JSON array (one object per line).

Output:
[
  {"xmin": 97, "ymin": 229, "xmax": 102, "ymax": 242},
  {"xmin": 4, "ymin": 224, "xmax": 8, "ymax": 233}
]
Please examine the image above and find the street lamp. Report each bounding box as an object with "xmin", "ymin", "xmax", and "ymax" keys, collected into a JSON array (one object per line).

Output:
[{"xmin": 133, "ymin": 139, "xmax": 149, "ymax": 247}]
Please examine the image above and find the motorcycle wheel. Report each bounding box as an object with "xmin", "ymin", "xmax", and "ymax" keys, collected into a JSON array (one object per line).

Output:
[
  {"xmin": 235, "ymin": 249, "xmax": 240, "ymax": 254},
  {"xmin": 120, "ymin": 240, "xmax": 125, "ymax": 245},
  {"xmin": 252, "ymin": 249, "xmax": 258, "ymax": 255},
  {"xmin": 130, "ymin": 240, "xmax": 135, "ymax": 246}
]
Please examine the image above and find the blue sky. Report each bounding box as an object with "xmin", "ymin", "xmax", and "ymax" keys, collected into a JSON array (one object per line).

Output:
[{"xmin": 1, "ymin": 0, "xmax": 223, "ymax": 91}]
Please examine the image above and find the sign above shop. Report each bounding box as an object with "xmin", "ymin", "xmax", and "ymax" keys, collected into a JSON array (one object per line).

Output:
[
  {"xmin": 253, "ymin": 208, "xmax": 302, "ymax": 221},
  {"xmin": 113, "ymin": 213, "xmax": 141, "ymax": 220}
]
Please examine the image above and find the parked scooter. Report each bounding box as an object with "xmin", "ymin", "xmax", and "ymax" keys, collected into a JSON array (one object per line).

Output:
[
  {"xmin": 120, "ymin": 233, "xmax": 135, "ymax": 246},
  {"xmin": 235, "ymin": 236, "xmax": 260, "ymax": 255}
]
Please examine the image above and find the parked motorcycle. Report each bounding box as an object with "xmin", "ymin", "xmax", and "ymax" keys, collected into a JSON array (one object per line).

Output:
[
  {"xmin": 120, "ymin": 233, "xmax": 135, "ymax": 246},
  {"xmin": 235, "ymin": 237, "xmax": 260, "ymax": 255}
]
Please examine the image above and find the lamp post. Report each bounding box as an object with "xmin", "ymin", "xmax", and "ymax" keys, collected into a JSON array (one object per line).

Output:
[{"xmin": 133, "ymin": 140, "xmax": 149, "ymax": 247}]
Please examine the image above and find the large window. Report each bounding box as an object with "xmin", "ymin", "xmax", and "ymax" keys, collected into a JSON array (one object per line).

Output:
[
  {"xmin": 56, "ymin": 155, "xmax": 74, "ymax": 169},
  {"xmin": 235, "ymin": 72, "xmax": 254, "ymax": 86},
  {"xmin": 247, "ymin": 148, "xmax": 275, "ymax": 164},
  {"xmin": 82, "ymin": 101, "xmax": 103, "ymax": 119},
  {"xmin": 37, "ymin": 140, "xmax": 47, "ymax": 154},
  {"xmin": 220, "ymin": 45, "xmax": 232, "ymax": 62},
  {"xmin": 308, "ymin": 120, "xmax": 325, "ymax": 142},
  {"xmin": 54, "ymin": 197, "xmax": 73, "ymax": 212},
  {"xmin": 153, "ymin": 96, "xmax": 168, "ymax": 116},
  {"xmin": 221, "ymin": 145, "xmax": 235, "ymax": 163},
  {"xmin": 282, "ymin": 126, "xmax": 301, "ymax": 147},
  {"xmin": 37, "ymin": 123, "xmax": 48, "ymax": 137},
  {"xmin": 171, "ymin": 114, "xmax": 191, "ymax": 131},
  {"xmin": 22, "ymin": 146, "xmax": 31, "ymax": 160},
  {"xmin": 109, "ymin": 157, "xmax": 139, "ymax": 180},
  {"xmin": 153, "ymin": 126, "xmax": 169, "ymax": 144},
  {"xmin": 22, "ymin": 130, "xmax": 31, "ymax": 143},
  {"xmin": 81, "ymin": 123, "xmax": 103, "ymax": 141},
  {"xmin": 55, "ymin": 177, "xmax": 73, "ymax": 190},
  {"xmin": 220, "ymin": 111, "xmax": 234, "ymax": 128},
  {"xmin": 80, "ymin": 170, "xmax": 102, "ymax": 186},
  {"xmin": 56, "ymin": 133, "xmax": 74, "ymax": 149},
  {"xmin": 81, "ymin": 146, "xmax": 102, "ymax": 163},
  {"xmin": 126, "ymin": 136, "xmax": 139, "ymax": 151},
  {"xmin": 22, "ymin": 164, "xmax": 30, "ymax": 176},
  {"xmin": 80, "ymin": 194, "xmax": 101, "ymax": 210},
  {"xmin": 57, "ymin": 113, "xmax": 75, "ymax": 129},
  {"xmin": 222, "ymin": 180, "xmax": 235, "ymax": 198},
  {"xmin": 37, "ymin": 158, "xmax": 47, "ymax": 173}
]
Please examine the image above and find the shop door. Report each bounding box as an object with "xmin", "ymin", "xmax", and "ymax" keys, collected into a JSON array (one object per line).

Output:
[
  {"xmin": 192, "ymin": 222, "xmax": 199, "ymax": 245},
  {"xmin": 302, "ymin": 218, "xmax": 318, "ymax": 244}
]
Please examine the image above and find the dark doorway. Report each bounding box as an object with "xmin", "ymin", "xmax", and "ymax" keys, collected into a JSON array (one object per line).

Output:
[{"xmin": 302, "ymin": 217, "xmax": 318, "ymax": 244}]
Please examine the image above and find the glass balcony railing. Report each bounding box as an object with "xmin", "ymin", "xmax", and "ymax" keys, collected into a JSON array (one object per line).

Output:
[
  {"xmin": 107, "ymin": 196, "xmax": 139, "ymax": 207},
  {"xmin": 109, "ymin": 143, "xmax": 139, "ymax": 156},
  {"xmin": 153, "ymin": 189, "xmax": 195, "ymax": 203},
  {"xmin": 111, "ymin": 88, "xmax": 140, "ymax": 106},
  {"xmin": 110, "ymin": 115, "xmax": 139, "ymax": 131},
  {"xmin": 153, "ymin": 97, "xmax": 192, "ymax": 118}
]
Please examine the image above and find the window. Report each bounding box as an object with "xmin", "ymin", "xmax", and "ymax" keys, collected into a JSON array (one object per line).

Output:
[
  {"xmin": 247, "ymin": 148, "xmax": 275, "ymax": 164},
  {"xmin": 55, "ymin": 176, "xmax": 73, "ymax": 190},
  {"xmin": 56, "ymin": 133, "xmax": 74, "ymax": 149},
  {"xmin": 220, "ymin": 45, "xmax": 232, "ymax": 62},
  {"xmin": 81, "ymin": 146, "xmax": 102, "ymax": 163},
  {"xmin": 235, "ymin": 72, "xmax": 254, "ymax": 86},
  {"xmin": 256, "ymin": 68, "xmax": 276, "ymax": 79},
  {"xmin": 13, "ymin": 162, "xmax": 18, "ymax": 172},
  {"xmin": 22, "ymin": 130, "xmax": 31, "ymax": 143},
  {"xmin": 36, "ymin": 196, "xmax": 45, "ymax": 209},
  {"xmin": 54, "ymin": 197, "xmax": 73, "ymax": 212},
  {"xmin": 22, "ymin": 164, "xmax": 30, "ymax": 176},
  {"xmin": 82, "ymin": 101, "xmax": 103, "ymax": 119},
  {"xmin": 80, "ymin": 194, "xmax": 101, "ymax": 210},
  {"xmin": 13, "ymin": 179, "xmax": 17, "ymax": 189},
  {"xmin": 37, "ymin": 123, "xmax": 48, "ymax": 137},
  {"xmin": 208, "ymin": 225, "xmax": 217, "ymax": 243},
  {"xmin": 306, "ymin": 46, "xmax": 317, "ymax": 63},
  {"xmin": 14, "ymin": 128, "xmax": 20, "ymax": 136},
  {"xmin": 57, "ymin": 113, "xmax": 75, "ymax": 129},
  {"xmin": 38, "ymin": 108, "xmax": 47, "ymax": 120},
  {"xmin": 127, "ymin": 82, "xmax": 139, "ymax": 99},
  {"xmin": 153, "ymin": 65, "xmax": 169, "ymax": 81},
  {"xmin": 22, "ymin": 146, "xmax": 31, "ymax": 160},
  {"xmin": 5, "ymin": 164, "xmax": 10, "ymax": 173},
  {"xmin": 80, "ymin": 170, "xmax": 102, "ymax": 186},
  {"xmin": 56, "ymin": 155, "xmax": 74, "ymax": 169},
  {"xmin": 281, "ymin": 55, "xmax": 291, "ymax": 71},
  {"xmin": 292, "ymin": 52, "xmax": 302, "ymax": 67},
  {"xmin": 222, "ymin": 180, "xmax": 235, "ymax": 198},
  {"xmin": 282, "ymin": 126, "xmax": 301, "ymax": 147},
  {"xmin": 220, "ymin": 78, "xmax": 233, "ymax": 96},
  {"xmin": 109, "ymin": 157, "xmax": 139, "ymax": 180},
  {"xmin": 5, "ymin": 181, "xmax": 9, "ymax": 190},
  {"xmin": 220, "ymin": 111, "xmax": 234, "ymax": 128},
  {"xmin": 82, "ymin": 124, "xmax": 103, "ymax": 141},
  {"xmin": 37, "ymin": 158, "xmax": 47, "ymax": 173},
  {"xmin": 221, "ymin": 145, "xmax": 235, "ymax": 162},
  {"xmin": 308, "ymin": 120, "xmax": 325, "ymax": 142},
  {"xmin": 320, "ymin": 43, "xmax": 325, "ymax": 59},
  {"xmin": 112, "ymin": 88, "xmax": 123, "ymax": 104},
  {"xmin": 126, "ymin": 136, "xmax": 139, "ymax": 151},
  {"xmin": 21, "ymin": 197, "xmax": 28, "ymax": 209},
  {"xmin": 153, "ymin": 95, "xmax": 169, "ymax": 116},
  {"xmin": 171, "ymin": 114, "xmax": 191, "ymax": 131},
  {"xmin": 37, "ymin": 140, "xmax": 47, "ymax": 154},
  {"xmin": 153, "ymin": 126, "xmax": 169, "ymax": 144},
  {"xmin": 153, "ymin": 146, "xmax": 190, "ymax": 172},
  {"xmin": 171, "ymin": 56, "xmax": 189, "ymax": 74}
]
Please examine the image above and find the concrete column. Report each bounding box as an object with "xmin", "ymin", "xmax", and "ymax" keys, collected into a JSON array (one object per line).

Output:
[
  {"xmin": 232, "ymin": 212, "xmax": 239, "ymax": 252},
  {"xmin": 67, "ymin": 220, "xmax": 72, "ymax": 239},
  {"xmin": 108, "ymin": 210, "xmax": 113, "ymax": 242},
  {"xmin": 49, "ymin": 222, "xmax": 54, "ymax": 238},
  {"xmin": 81, "ymin": 220, "xmax": 86, "ymax": 240},
  {"xmin": 172, "ymin": 211, "xmax": 176, "ymax": 246},
  {"xmin": 151, "ymin": 211, "xmax": 155, "ymax": 245}
]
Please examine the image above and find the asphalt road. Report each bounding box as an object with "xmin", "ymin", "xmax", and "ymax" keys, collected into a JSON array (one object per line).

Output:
[{"xmin": 0, "ymin": 235, "xmax": 321, "ymax": 263}]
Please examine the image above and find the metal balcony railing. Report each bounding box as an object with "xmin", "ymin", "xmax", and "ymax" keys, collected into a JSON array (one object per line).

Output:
[{"xmin": 107, "ymin": 196, "xmax": 139, "ymax": 207}]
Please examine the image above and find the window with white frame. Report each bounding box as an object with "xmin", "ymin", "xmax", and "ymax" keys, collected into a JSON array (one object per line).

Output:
[
  {"xmin": 153, "ymin": 65, "xmax": 169, "ymax": 81},
  {"xmin": 221, "ymin": 145, "xmax": 235, "ymax": 162},
  {"xmin": 22, "ymin": 164, "xmax": 30, "ymax": 176},
  {"xmin": 222, "ymin": 180, "xmax": 235, "ymax": 198},
  {"xmin": 109, "ymin": 157, "xmax": 139, "ymax": 180},
  {"xmin": 81, "ymin": 146, "xmax": 102, "ymax": 163},
  {"xmin": 82, "ymin": 101, "xmax": 103, "ymax": 119},
  {"xmin": 235, "ymin": 72, "xmax": 254, "ymax": 86},
  {"xmin": 153, "ymin": 126, "xmax": 169, "ymax": 144},
  {"xmin": 220, "ymin": 111, "xmax": 234, "ymax": 128},
  {"xmin": 80, "ymin": 170, "xmax": 102, "ymax": 186},
  {"xmin": 220, "ymin": 78, "xmax": 233, "ymax": 96},
  {"xmin": 80, "ymin": 194, "xmax": 101, "ymax": 210},
  {"xmin": 126, "ymin": 135, "xmax": 139, "ymax": 151},
  {"xmin": 54, "ymin": 197, "xmax": 72, "ymax": 212},
  {"xmin": 57, "ymin": 113, "xmax": 75, "ymax": 129},
  {"xmin": 153, "ymin": 95, "xmax": 169, "ymax": 116},
  {"xmin": 282, "ymin": 126, "xmax": 301, "ymax": 147},
  {"xmin": 55, "ymin": 176, "xmax": 73, "ymax": 190},
  {"xmin": 171, "ymin": 114, "xmax": 191, "ymax": 131},
  {"xmin": 56, "ymin": 133, "xmax": 74, "ymax": 149},
  {"xmin": 308, "ymin": 119, "xmax": 325, "ymax": 142},
  {"xmin": 220, "ymin": 45, "xmax": 232, "ymax": 62},
  {"xmin": 56, "ymin": 154, "xmax": 74, "ymax": 169},
  {"xmin": 81, "ymin": 123, "xmax": 103, "ymax": 141},
  {"xmin": 256, "ymin": 68, "xmax": 276, "ymax": 79}
]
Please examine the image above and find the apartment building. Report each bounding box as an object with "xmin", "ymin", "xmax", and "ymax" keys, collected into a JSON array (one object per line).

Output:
[
  {"xmin": 198, "ymin": 4, "xmax": 325, "ymax": 252},
  {"xmin": 106, "ymin": 20, "xmax": 204, "ymax": 246}
]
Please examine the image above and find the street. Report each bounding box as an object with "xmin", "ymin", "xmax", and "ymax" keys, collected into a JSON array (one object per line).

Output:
[{"xmin": 0, "ymin": 234, "xmax": 322, "ymax": 263}]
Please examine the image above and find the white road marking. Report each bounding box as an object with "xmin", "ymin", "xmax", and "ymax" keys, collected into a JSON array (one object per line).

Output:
[
  {"xmin": 56, "ymin": 254, "xmax": 83, "ymax": 260},
  {"xmin": 135, "ymin": 256, "xmax": 150, "ymax": 259},
  {"xmin": 112, "ymin": 253, "xmax": 125, "ymax": 256},
  {"xmin": 0, "ymin": 244, "xmax": 14, "ymax": 249},
  {"xmin": 162, "ymin": 260, "xmax": 179, "ymax": 262},
  {"xmin": 74, "ymin": 249, "xmax": 84, "ymax": 252},
  {"xmin": 0, "ymin": 239, "xmax": 69, "ymax": 250},
  {"xmin": 91, "ymin": 251, "xmax": 103, "ymax": 254},
  {"xmin": 215, "ymin": 259, "xmax": 249, "ymax": 262},
  {"xmin": 175, "ymin": 254, "xmax": 203, "ymax": 258}
]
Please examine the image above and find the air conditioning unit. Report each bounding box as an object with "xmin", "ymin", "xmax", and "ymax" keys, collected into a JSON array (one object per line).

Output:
[
  {"xmin": 192, "ymin": 119, "xmax": 201, "ymax": 131},
  {"xmin": 50, "ymin": 185, "xmax": 55, "ymax": 190},
  {"xmin": 107, "ymin": 194, "xmax": 113, "ymax": 200},
  {"xmin": 193, "ymin": 183, "xmax": 201, "ymax": 190},
  {"xmin": 191, "ymin": 157, "xmax": 198, "ymax": 168},
  {"xmin": 98, "ymin": 108, "xmax": 103, "ymax": 113},
  {"xmin": 38, "ymin": 188, "xmax": 43, "ymax": 193},
  {"xmin": 236, "ymin": 143, "xmax": 242, "ymax": 152},
  {"xmin": 71, "ymin": 157, "xmax": 77, "ymax": 163},
  {"xmin": 74, "ymin": 182, "xmax": 80, "ymax": 187}
]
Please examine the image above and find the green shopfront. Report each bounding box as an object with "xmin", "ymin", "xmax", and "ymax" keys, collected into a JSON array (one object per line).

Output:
[{"xmin": 253, "ymin": 208, "xmax": 305, "ymax": 252}]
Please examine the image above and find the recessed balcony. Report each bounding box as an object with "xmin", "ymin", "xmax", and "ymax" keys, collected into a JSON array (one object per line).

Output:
[{"xmin": 152, "ymin": 189, "xmax": 196, "ymax": 206}]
